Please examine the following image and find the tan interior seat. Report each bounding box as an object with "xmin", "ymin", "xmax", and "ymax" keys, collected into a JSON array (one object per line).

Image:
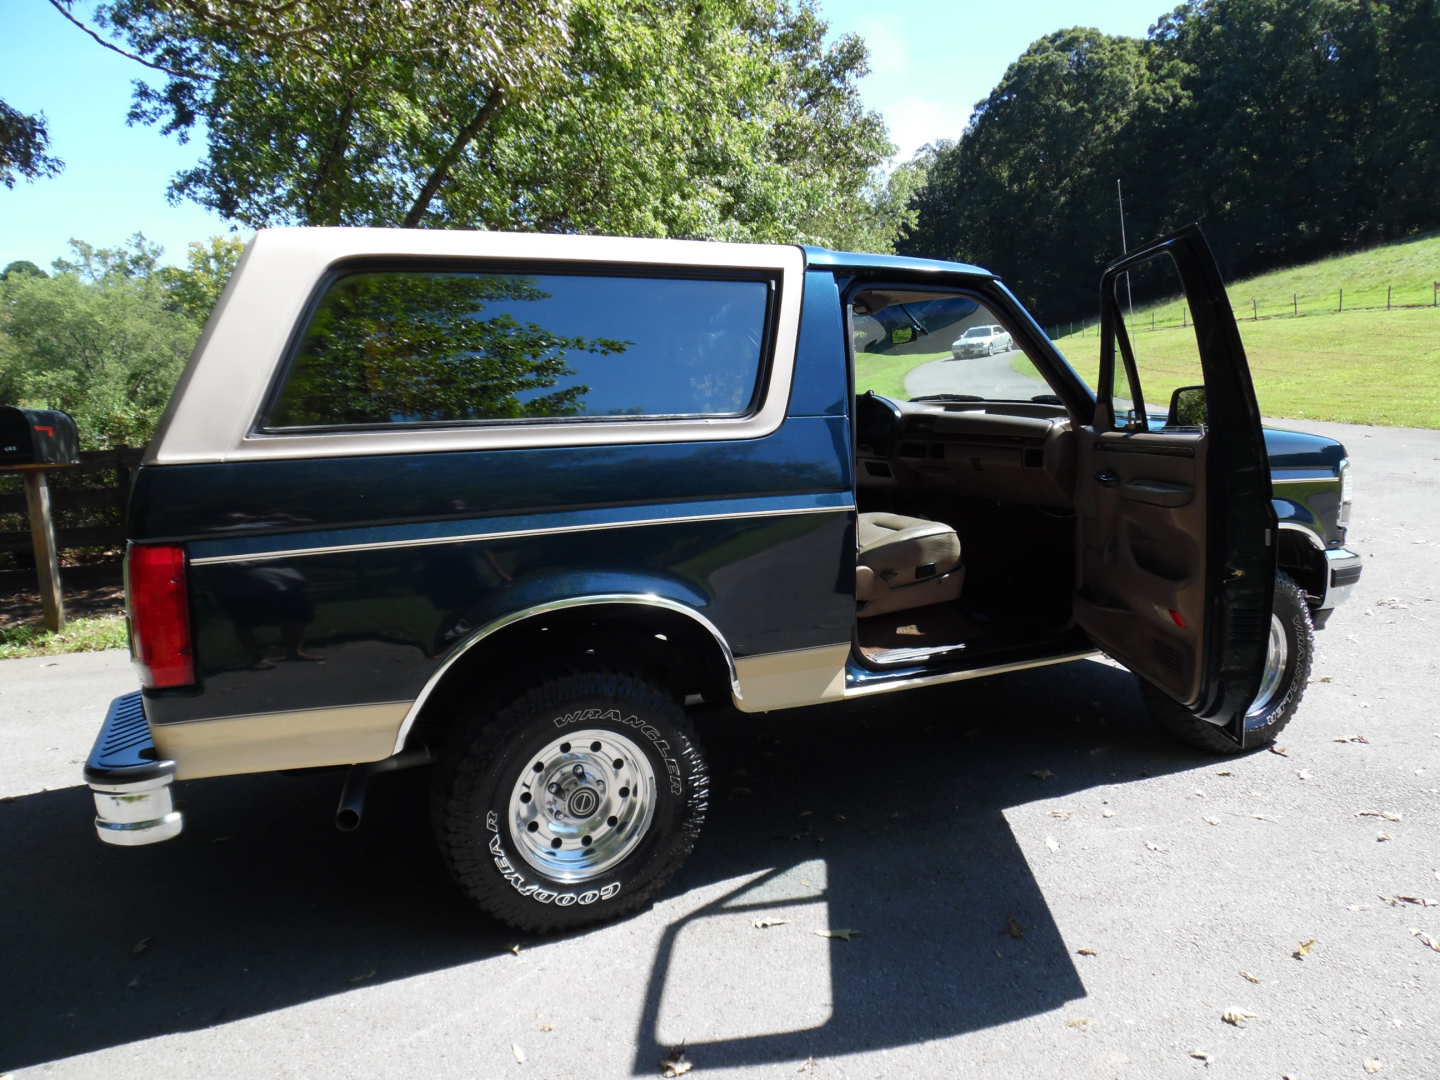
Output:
[{"xmin": 856, "ymin": 512, "xmax": 964, "ymax": 618}]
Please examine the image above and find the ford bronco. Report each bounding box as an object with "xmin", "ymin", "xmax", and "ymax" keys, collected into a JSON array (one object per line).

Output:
[{"xmin": 84, "ymin": 224, "xmax": 1360, "ymax": 931}]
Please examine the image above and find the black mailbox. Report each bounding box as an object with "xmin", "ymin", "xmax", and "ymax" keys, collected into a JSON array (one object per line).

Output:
[{"xmin": 0, "ymin": 407, "xmax": 80, "ymax": 468}]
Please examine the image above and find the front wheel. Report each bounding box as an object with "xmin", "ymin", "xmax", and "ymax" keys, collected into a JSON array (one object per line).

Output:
[
  {"xmin": 432, "ymin": 667, "xmax": 709, "ymax": 932},
  {"xmin": 1141, "ymin": 572, "xmax": 1314, "ymax": 754}
]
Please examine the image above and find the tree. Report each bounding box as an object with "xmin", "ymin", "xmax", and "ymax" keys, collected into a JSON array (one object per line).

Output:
[
  {"xmin": 1, "ymin": 261, "xmax": 48, "ymax": 281},
  {"xmin": 269, "ymin": 272, "xmax": 620, "ymax": 426},
  {"xmin": 904, "ymin": 28, "xmax": 1178, "ymax": 319},
  {"xmin": 0, "ymin": 237, "xmax": 200, "ymax": 448},
  {"xmin": 66, "ymin": 0, "xmax": 893, "ymax": 246},
  {"xmin": 158, "ymin": 234, "xmax": 247, "ymax": 322},
  {"xmin": 0, "ymin": 99, "xmax": 63, "ymax": 188}
]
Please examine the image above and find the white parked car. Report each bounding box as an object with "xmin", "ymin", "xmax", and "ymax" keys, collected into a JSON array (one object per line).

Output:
[{"xmin": 951, "ymin": 323, "xmax": 1013, "ymax": 358}]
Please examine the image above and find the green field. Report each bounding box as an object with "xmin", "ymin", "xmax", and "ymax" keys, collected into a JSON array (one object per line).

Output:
[
  {"xmin": 854, "ymin": 348, "xmax": 949, "ymax": 400},
  {"xmin": 1052, "ymin": 306, "xmax": 1440, "ymax": 428},
  {"xmin": 849, "ymin": 233, "xmax": 1440, "ymax": 428}
]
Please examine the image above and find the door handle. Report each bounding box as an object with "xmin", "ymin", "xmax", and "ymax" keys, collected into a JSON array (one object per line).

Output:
[{"xmin": 1094, "ymin": 469, "xmax": 1121, "ymax": 487}]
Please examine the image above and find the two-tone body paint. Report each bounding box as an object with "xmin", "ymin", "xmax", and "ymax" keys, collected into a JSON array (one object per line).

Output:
[{"xmin": 133, "ymin": 267, "xmax": 858, "ymax": 739}]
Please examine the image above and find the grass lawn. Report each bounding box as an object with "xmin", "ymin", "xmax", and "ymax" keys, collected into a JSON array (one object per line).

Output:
[
  {"xmin": 1053, "ymin": 306, "xmax": 1440, "ymax": 428},
  {"xmin": 854, "ymin": 348, "xmax": 950, "ymax": 399},
  {"xmin": 0, "ymin": 613, "xmax": 127, "ymax": 659}
]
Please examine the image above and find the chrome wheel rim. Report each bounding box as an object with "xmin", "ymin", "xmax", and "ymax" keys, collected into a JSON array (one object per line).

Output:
[
  {"xmin": 508, "ymin": 728, "xmax": 656, "ymax": 884},
  {"xmin": 1247, "ymin": 613, "xmax": 1289, "ymax": 719}
]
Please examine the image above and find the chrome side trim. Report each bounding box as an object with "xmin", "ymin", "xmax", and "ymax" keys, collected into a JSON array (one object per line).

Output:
[
  {"xmin": 190, "ymin": 503, "xmax": 856, "ymax": 566},
  {"xmin": 842, "ymin": 649, "xmax": 1099, "ymax": 700},
  {"xmin": 1276, "ymin": 521, "xmax": 1326, "ymax": 550},
  {"xmin": 391, "ymin": 594, "xmax": 740, "ymax": 754},
  {"xmin": 1270, "ymin": 474, "xmax": 1338, "ymax": 485}
]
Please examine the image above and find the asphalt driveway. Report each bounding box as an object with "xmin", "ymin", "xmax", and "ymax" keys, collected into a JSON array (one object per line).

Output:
[{"xmin": 2, "ymin": 418, "xmax": 1437, "ymax": 1080}]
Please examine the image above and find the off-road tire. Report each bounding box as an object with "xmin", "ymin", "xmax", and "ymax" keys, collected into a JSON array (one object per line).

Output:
[
  {"xmin": 432, "ymin": 667, "xmax": 708, "ymax": 932},
  {"xmin": 1141, "ymin": 572, "xmax": 1314, "ymax": 754}
]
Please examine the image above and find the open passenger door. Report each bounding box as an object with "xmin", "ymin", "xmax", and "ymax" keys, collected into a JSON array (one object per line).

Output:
[{"xmin": 1073, "ymin": 225, "xmax": 1275, "ymax": 746}]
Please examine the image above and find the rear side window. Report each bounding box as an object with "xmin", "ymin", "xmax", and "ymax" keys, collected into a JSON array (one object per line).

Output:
[{"xmin": 264, "ymin": 269, "xmax": 771, "ymax": 429}]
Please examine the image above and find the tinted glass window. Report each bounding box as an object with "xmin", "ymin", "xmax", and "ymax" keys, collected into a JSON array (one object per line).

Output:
[{"xmin": 266, "ymin": 270, "xmax": 770, "ymax": 428}]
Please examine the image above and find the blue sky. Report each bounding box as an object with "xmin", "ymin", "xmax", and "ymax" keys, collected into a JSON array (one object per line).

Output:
[{"xmin": 1, "ymin": 0, "xmax": 1169, "ymax": 270}]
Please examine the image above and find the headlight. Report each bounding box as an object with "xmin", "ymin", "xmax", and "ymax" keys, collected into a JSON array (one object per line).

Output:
[{"xmin": 1337, "ymin": 458, "xmax": 1351, "ymax": 530}]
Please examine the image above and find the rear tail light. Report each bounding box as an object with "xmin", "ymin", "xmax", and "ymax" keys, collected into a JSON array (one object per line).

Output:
[{"xmin": 126, "ymin": 543, "xmax": 195, "ymax": 689}]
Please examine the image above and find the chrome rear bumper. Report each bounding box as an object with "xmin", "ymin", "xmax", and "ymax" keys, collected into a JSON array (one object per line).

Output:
[{"xmin": 85, "ymin": 692, "xmax": 183, "ymax": 846}]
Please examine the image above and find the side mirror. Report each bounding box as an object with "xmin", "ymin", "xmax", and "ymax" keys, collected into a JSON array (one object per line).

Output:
[
  {"xmin": 890, "ymin": 327, "xmax": 914, "ymax": 346},
  {"xmin": 1167, "ymin": 384, "xmax": 1207, "ymax": 427}
]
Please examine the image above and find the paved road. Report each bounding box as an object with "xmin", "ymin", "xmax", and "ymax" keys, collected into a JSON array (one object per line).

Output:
[
  {"xmin": 3, "ymin": 420, "xmax": 1438, "ymax": 1079},
  {"xmin": 904, "ymin": 349, "xmax": 1047, "ymax": 401}
]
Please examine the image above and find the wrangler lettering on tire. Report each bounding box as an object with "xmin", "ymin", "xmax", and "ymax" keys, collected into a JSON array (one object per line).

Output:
[{"xmin": 432, "ymin": 667, "xmax": 708, "ymax": 933}]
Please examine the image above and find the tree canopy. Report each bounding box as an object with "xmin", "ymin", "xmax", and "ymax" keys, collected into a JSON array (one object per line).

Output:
[
  {"xmin": 0, "ymin": 234, "xmax": 242, "ymax": 449},
  {"xmin": 76, "ymin": 0, "xmax": 894, "ymax": 246},
  {"xmin": 0, "ymin": 99, "xmax": 63, "ymax": 189},
  {"xmin": 903, "ymin": 0, "xmax": 1440, "ymax": 324}
]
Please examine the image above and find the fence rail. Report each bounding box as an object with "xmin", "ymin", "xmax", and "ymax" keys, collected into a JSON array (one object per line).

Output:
[
  {"xmin": 0, "ymin": 447, "xmax": 143, "ymax": 559},
  {"xmin": 1052, "ymin": 279, "xmax": 1440, "ymax": 339}
]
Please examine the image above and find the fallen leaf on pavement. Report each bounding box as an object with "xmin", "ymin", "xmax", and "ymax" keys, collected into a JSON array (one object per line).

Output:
[
  {"xmin": 797, "ymin": 1057, "xmax": 818, "ymax": 1073},
  {"xmin": 1292, "ymin": 939, "xmax": 1317, "ymax": 959},
  {"xmin": 1187, "ymin": 1050, "xmax": 1212, "ymax": 1064},
  {"xmin": 1357, "ymin": 810, "xmax": 1402, "ymax": 822},
  {"xmin": 1396, "ymin": 895, "xmax": 1439, "ymax": 907},
  {"xmin": 1203, "ymin": 816, "xmax": 1221, "ymax": 825},
  {"xmin": 539, "ymin": 1023, "xmax": 555, "ymax": 1032},
  {"xmin": 1002, "ymin": 915, "xmax": 1024, "ymax": 939},
  {"xmin": 1064, "ymin": 1017, "xmax": 1091, "ymax": 1029},
  {"xmin": 1102, "ymin": 808, "xmax": 1116, "ymax": 818},
  {"xmin": 753, "ymin": 918, "xmax": 789, "ymax": 929},
  {"xmin": 814, "ymin": 928, "xmax": 860, "ymax": 941},
  {"xmin": 1032, "ymin": 769, "xmax": 1055, "ymax": 781},
  {"xmin": 510, "ymin": 944, "xmax": 522, "ymax": 956},
  {"xmin": 1077, "ymin": 947, "xmax": 1098, "ymax": 956},
  {"xmin": 1377, "ymin": 833, "xmax": 1394, "ymax": 842},
  {"xmin": 1221, "ymin": 1008, "xmax": 1257, "ymax": 1027},
  {"xmin": 660, "ymin": 1048, "xmax": 693, "ymax": 1077},
  {"xmin": 1269, "ymin": 745, "xmax": 1289, "ymax": 757},
  {"xmin": 1215, "ymin": 770, "xmax": 1233, "ymax": 776},
  {"xmin": 1045, "ymin": 836, "xmax": 1060, "ymax": 852},
  {"xmin": 1411, "ymin": 929, "xmax": 1440, "ymax": 953},
  {"xmin": 512, "ymin": 1043, "xmax": 526, "ymax": 1065},
  {"xmin": 1240, "ymin": 971, "xmax": 1261, "ymax": 983},
  {"xmin": 1050, "ymin": 809, "xmax": 1073, "ymax": 820},
  {"xmin": 1363, "ymin": 1059, "xmax": 1383, "ymax": 1074},
  {"xmin": 1145, "ymin": 840, "xmax": 1169, "ymax": 853},
  {"xmin": 1296, "ymin": 770, "xmax": 1312, "ymax": 780},
  {"xmin": 1333, "ymin": 734, "xmax": 1369, "ymax": 743},
  {"xmin": 1311, "ymin": 675, "xmax": 1334, "ymax": 683}
]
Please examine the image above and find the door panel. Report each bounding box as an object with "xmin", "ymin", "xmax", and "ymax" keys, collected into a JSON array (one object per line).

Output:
[{"xmin": 1074, "ymin": 225, "xmax": 1275, "ymax": 745}]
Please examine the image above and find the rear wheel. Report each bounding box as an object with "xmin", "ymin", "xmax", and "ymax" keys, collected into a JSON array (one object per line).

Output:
[
  {"xmin": 1142, "ymin": 572, "xmax": 1313, "ymax": 754},
  {"xmin": 432, "ymin": 667, "xmax": 709, "ymax": 932}
]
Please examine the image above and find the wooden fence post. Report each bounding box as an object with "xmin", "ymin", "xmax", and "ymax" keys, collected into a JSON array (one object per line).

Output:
[
  {"xmin": 1339, "ymin": 287, "xmax": 1343, "ymax": 312},
  {"xmin": 1388, "ymin": 285, "xmax": 1392, "ymax": 310},
  {"xmin": 22, "ymin": 469, "xmax": 65, "ymax": 632},
  {"xmin": 1293, "ymin": 293, "xmax": 1298, "ymax": 317},
  {"xmin": 1252, "ymin": 298, "xmax": 1258, "ymax": 321}
]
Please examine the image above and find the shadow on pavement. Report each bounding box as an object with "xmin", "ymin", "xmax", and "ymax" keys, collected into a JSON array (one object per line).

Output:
[{"xmin": 0, "ymin": 658, "xmax": 1222, "ymax": 1071}]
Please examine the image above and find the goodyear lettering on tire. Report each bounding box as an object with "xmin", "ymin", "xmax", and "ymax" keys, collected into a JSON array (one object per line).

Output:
[{"xmin": 485, "ymin": 810, "xmax": 621, "ymax": 905}]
